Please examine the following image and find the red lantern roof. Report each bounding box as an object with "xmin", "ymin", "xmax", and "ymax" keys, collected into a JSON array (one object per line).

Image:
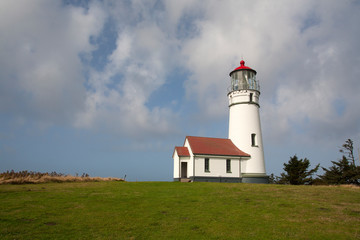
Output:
[{"xmin": 229, "ymin": 60, "xmax": 257, "ymax": 76}]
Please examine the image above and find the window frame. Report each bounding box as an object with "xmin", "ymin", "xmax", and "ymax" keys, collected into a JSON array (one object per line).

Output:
[
  {"xmin": 204, "ymin": 158, "xmax": 210, "ymax": 172},
  {"xmin": 251, "ymin": 133, "xmax": 257, "ymax": 147},
  {"xmin": 226, "ymin": 159, "xmax": 231, "ymax": 173}
]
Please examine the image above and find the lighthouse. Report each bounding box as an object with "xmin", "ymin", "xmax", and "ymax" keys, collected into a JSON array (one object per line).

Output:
[
  {"xmin": 228, "ymin": 60, "xmax": 267, "ymax": 182},
  {"xmin": 172, "ymin": 60, "xmax": 268, "ymax": 183}
]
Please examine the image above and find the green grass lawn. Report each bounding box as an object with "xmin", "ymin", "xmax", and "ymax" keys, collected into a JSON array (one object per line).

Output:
[{"xmin": 0, "ymin": 182, "xmax": 359, "ymax": 239}]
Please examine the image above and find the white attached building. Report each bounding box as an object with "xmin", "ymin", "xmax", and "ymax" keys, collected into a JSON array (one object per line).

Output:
[
  {"xmin": 173, "ymin": 136, "xmax": 250, "ymax": 182},
  {"xmin": 173, "ymin": 60, "xmax": 268, "ymax": 183}
]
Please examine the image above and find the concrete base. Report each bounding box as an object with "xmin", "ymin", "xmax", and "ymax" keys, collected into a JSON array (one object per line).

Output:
[
  {"xmin": 180, "ymin": 178, "xmax": 191, "ymax": 182},
  {"xmin": 241, "ymin": 174, "xmax": 269, "ymax": 183},
  {"xmin": 174, "ymin": 175, "xmax": 269, "ymax": 183},
  {"xmin": 191, "ymin": 176, "xmax": 242, "ymax": 183},
  {"xmin": 241, "ymin": 176, "xmax": 269, "ymax": 184},
  {"xmin": 173, "ymin": 178, "xmax": 192, "ymax": 182}
]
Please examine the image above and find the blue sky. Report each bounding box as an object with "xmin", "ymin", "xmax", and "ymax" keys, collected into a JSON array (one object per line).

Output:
[{"xmin": 1, "ymin": 0, "xmax": 360, "ymax": 181}]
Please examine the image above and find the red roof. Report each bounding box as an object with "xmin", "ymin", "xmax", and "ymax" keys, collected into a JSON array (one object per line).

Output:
[
  {"xmin": 229, "ymin": 60, "xmax": 257, "ymax": 76},
  {"xmin": 186, "ymin": 136, "xmax": 250, "ymax": 157},
  {"xmin": 174, "ymin": 146, "xmax": 190, "ymax": 157}
]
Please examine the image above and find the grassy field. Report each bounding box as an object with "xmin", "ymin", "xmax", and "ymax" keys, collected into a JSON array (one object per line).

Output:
[{"xmin": 0, "ymin": 182, "xmax": 359, "ymax": 239}]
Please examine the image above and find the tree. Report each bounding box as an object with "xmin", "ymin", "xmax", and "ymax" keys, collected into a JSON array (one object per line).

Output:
[
  {"xmin": 320, "ymin": 156, "xmax": 360, "ymax": 185},
  {"xmin": 320, "ymin": 139, "xmax": 360, "ymax": 185},
  {"xmin": 277, "ymin": 155, "xmax": 319, "ymax": 185},
  {"xmin": 268, "ymin": 173, "xmax": 277, "ymax": 184},
  {"xmin": 339, "ymin": 139, "xmax": 356, "ymax": 166}
]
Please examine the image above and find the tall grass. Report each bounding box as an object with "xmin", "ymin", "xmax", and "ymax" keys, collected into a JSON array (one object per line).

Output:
[{"xmin": 0, "ymin": 170, "xmax": 124, "ymax": 184}]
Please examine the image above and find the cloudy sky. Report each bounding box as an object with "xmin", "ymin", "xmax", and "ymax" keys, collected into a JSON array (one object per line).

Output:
[{"xmin": 1, "ymin": 0, "xmax": 360, "ymax": 181}]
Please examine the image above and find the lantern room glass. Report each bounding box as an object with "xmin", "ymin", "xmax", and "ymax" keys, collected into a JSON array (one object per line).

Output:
[{"xmin": 229, "ymin": 70, "xmax": 259, "ymax": 92}]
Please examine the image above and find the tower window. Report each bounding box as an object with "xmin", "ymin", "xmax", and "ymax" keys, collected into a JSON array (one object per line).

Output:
[
  {"xmin": 226, "ymin": 159, "xmax": 231, "ymax": 173},
  {"xmin": 205, "ymin": 158, "xmax": 210, "ymax": 172},
  {"xmin": 250, "ymin": 93, "xmax": 253, "ymax": 102},
  {"xmin": 251, "ymin": 134, "xmax": 256, "ymax": 146}
]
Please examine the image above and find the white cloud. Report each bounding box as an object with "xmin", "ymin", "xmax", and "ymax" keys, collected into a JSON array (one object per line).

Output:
[
  {"xmin": 178, "ymin": 1, "xmax": 311, "ymax": 118},
  {"xmin": 0, "ymin": 0, "xmax": 106, "ymax": 125},
  {"xmin": 174, "ymin": 0, "xmax": 360, "ymax": 145},
  {"xmin": 74, "ymin": 3, "xmax": 180, "ymax": 139},
  {"xmin": 265, "ymin": 1, "xmax": 360, "ymax": 143},
  {"xmin": 1, "ymin": 0, "xmax": 360, "ymax": 180},
  {"xmin": 1, "ymin": 0, "xmax": 360, "ymax": 146}
]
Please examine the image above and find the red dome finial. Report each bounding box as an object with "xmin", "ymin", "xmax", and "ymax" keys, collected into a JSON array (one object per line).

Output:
[{"xmin": 229, "ymin": 59, "xmax": 256, "ymax": 76}]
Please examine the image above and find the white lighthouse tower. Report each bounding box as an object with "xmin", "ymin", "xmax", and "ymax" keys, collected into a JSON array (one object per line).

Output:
[
  {"xmin": 228, "ymin": 60, "xmax": 267, "ymax": 183},
  {"xmin": 172, "ymin": 60, "xmax": 268, "ymax": 183}
]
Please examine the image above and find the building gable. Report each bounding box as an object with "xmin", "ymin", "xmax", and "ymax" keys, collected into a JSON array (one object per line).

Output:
[{"xmin": 173, "ymin": 146, "xmax": 190, "ymax": 157}]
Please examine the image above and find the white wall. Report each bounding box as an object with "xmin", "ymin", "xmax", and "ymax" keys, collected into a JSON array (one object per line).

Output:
[
  {"xmin": 173, "ymin": 149, "xmax": 191, "ymax": 178},
  {"xmin": 173, "ymin": 151, "xmax": 180, "ymax": 178},
  {"xmin": 183, "ymin": 139, "xmax": 194, "ymax": 178},
  {"xmin": 194, "ymin": 156, "xmax": 240, "ymax": 177},
  {"xmin": 228, "ymin": 89, "xmax": 266, "ymax": 174},
  {"xmin": 229, "ymin": 90, "xmax": 259, "ymax": 106}
]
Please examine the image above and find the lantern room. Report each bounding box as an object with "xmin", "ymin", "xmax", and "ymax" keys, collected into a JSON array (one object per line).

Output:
[{"xmin": 228, "ymin": 60, "xmax": 259, "ymax": 93}]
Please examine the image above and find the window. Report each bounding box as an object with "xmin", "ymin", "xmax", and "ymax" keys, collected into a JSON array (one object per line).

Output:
[
  {"xmin": 249, "ymin": 93, "xmax": 253, "ymax": 102},
  {"xmin": 251, "ymin": 133, "xmax": 256, "ymax": 147},
  {"xmin": 205, "ymin": 158, "xmax": 210, "ymax": 172},
  {"xmin": 226, "ymin": 159, "xmax": 231, "ymax": 173}
]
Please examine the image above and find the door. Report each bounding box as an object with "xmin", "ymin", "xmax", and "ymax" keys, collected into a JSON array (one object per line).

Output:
[{"xmin": 181, "ymin": 162, "xmax": 187, "ymax": 178}]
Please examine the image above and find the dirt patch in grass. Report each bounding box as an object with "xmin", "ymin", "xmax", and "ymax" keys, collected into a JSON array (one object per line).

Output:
[{"xmin": 44, "ymin": 222, "xmax": 57, "ymax": 226}]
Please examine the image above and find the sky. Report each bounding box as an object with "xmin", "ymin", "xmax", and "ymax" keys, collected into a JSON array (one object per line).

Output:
[{"xmin": 1, "ymin": 0, "xmax": 360, "ymax": 181}]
